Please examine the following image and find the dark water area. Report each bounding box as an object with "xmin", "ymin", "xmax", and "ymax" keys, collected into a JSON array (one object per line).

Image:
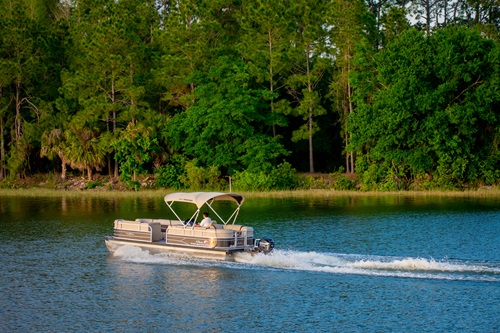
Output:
[{"xmin": 0, "ymin": 194, "xmax": 499, "ymax": 332}]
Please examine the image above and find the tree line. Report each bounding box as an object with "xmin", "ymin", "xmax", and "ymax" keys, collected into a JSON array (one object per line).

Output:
[{"xmin": 0, "ymin": 0, "xmax": 499, "ymax": 191}]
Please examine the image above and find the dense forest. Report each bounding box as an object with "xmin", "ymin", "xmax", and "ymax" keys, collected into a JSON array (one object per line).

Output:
[{"xmin": 0, "ymin": 0, "xmax": 499, "ymax": 191}]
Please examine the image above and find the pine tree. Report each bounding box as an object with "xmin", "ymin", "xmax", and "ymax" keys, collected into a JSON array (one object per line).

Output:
[
  {"xmin": 328, "ymin": 0, "xmax": 373, "ymax": 174},
  {"xmin": 285, "ymin": 0, "xmax": 330, "ymax": 173},
  {"xmin": 238, "ymin": 0, "xmax": 292, "ymax": 137}
]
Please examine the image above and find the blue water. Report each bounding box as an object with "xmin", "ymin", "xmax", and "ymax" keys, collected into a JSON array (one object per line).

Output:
[{"xmin": 0, "ymin": 195, "xmax": 499, "ymax": 332}]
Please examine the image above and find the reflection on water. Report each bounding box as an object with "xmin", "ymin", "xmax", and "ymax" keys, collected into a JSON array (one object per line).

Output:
[{"xmin": 0, "ymin": 194, "xmax": 499, "ymax": 332}]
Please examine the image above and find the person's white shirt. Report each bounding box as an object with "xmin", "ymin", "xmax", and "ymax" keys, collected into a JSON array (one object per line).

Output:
[{"xmin": 200, "ymin": 216, "xmax": 212, "ymax": 227}]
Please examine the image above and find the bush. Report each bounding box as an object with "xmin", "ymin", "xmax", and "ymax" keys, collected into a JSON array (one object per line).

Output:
[
  {"xmin": 270, "ymin": 162, "xmax": 298, "ymax": 190},
  {"xmin": 233, "ymin": 162, "xmax": 298, "ymax": 191},
  {"xmin": 84, "ymin": 181, "xmax": 103, "ymax": 189},
  {"xmin": 480, "ymin": 164, "xmax": 500, "ymax": 186},
  {"xmin": 232, "ymin": 170, "xmax": 271, "ymax": 191},
  {"xmin": 155, "ymin": 164, "xmax": 184, "ymax": 189},
  {"xmin": 176, "ymin": 161, "xmax": 226, "ymax": 190},
  {"xmin": 126, "ymin": 180, "xmax": 141, "ymax": 191},
  {"xmin": 154, "ymin": 156, "xmax": 186, "ymax": 189},
  {"xmin": 359, "ymin": 164, "xmax": 384, "ymax": 191},
  {"xmin": 329, "ymin": 172, "xmax": 355, "ymax": 190}
]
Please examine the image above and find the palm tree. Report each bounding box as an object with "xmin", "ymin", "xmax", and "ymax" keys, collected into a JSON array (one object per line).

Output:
[
  {"xmin": 65, "ymin": 127, "xmax": 107, "ymax": 181},
  {"xmin": 40, "ymin": 128, "xmax": 70, "ymax": 180}
]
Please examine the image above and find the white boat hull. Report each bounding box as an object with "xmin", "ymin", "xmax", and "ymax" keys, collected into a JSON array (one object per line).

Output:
[{"xmin": 105, "ymin": 237, "xmax": 240, "ymax": 261}]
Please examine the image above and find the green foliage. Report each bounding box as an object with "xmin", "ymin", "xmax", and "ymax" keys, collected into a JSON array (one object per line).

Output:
[
  {"xmin": 125, "ymin": 180, "xmax": 141, "ymax": 191},
  {"xmin": 284, "ymin": 0, "xmax": 332, "ymax": 173},
  {"xmin": 64, "ymin": 122, "xmax": 108, "ymax": 180},
  {"xmin": 332, "ymin": 176, "xmax": 355, "ymax": 191},
  {"xmin": 84, "ymin": 181, "xmax": 103, "ymax": 190},
  {"xmin": 329, "ymin": 168, "xmax": 355, "ymax": 190},
  {"xmin": 0, "ymin": 179, "xmax": 16, "ymax": 189},
  {"xmin": 238, "ymin": 0, "xmax": 292, "ymax": 135},
  {"xmin": 113, "ymin": 123, "xmax": 158, "ymax": 182},
  {"xmin": 299, "ymin": 175, "xmax": 322, "ymax": 189},
  {"xmin": 179, "ymin": 161, "xmax": 225, "ymax": 190},
  {"xmin": 168, "ymin": 57, "xmax": 288, "ymax": 174},
  {"xmin": 233, "ymin": 162, "xmax": 297, "ymax": 191},
  {"xmin": 154, "ymin": 156, "xmax": 187, "ymax": 189},
  {"xmin": 6, "ymin": 139, "xmax": 29, "ymax": 180},
  {"xmin": 359, "ymin": 163, "xmax": 387, "ymax": 191},
  {"xmin": 380, "ymin": 6, "xmax": 410, "ymax": 46},
  {"xmin": 0, "ymin": 1, "xmax": 499, "ymax": 190},
  {"xmin": 232, "ymin": 170, "xmax": 273, "ymax": 191},
  {"xmin": 239, "ymin": 134, "xmax": 289, "ymax": 174},
  {"xmin": 269, "ymin": 162, "xmax": 298, "ymax": 190},
  {"xmin": 351, "ymin": 26, "xmax": 500, "ymax": 189}
]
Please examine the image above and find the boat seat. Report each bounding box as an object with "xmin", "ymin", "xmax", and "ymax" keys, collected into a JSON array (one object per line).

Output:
[
  {"xmin": 212, "ymin": 222, "xmax": 224, "ymax": 229},
  {"xmin": 167, "ymin": 225, "xmax": 233, "ymax": 237},
  {"xmin": 136, "ymin": 218, "xmax": 184, "ymax": 227},
  {"xmin": 222, "ymin": 224, "xmax": 244, "ymax": 231}
]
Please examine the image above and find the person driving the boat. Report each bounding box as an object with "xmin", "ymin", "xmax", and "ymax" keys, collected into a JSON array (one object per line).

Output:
[{"xmin": 197, "ymin": 212, "xmax": 213, "ymax": 228}]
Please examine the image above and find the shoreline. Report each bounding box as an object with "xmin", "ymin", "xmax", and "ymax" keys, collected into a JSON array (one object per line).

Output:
[
  {"xmin": 1, "ymin": 187, "xmax": 499, "ymax": 198},
  {"xmin": 1, "ymin": 173, "xmax": 499, "ymax": 198}
]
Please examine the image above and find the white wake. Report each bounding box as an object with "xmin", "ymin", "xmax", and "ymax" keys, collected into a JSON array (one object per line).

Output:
[{"xmin": 112, "ymin": 246, "xmax": 499, "ymax": 282}]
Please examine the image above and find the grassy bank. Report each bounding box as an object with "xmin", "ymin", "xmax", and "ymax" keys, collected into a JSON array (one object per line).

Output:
[
  {"xmin": 1, "ymin": 173, "xmax": 499, "ymax": 198},
  {"xmin": 1, "ymin": 187, "xmax": 499, "ymax": 199}
]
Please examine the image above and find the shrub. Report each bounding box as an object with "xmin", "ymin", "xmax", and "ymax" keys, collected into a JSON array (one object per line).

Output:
[
  {"xmin": 232, "ymin": 170, "xmax": 271, "ymax": 191},
  {"xmin": 84, "ymin": 181, "xmax": 103, "ymax": 189},
  {"xmin": 154, "ymin": 156, "xmax": 186, "ymax": 189},
  {"xmin": 358, "ymin": 163, "xmax": 392, "ymax": 191},
  {"xmin": 233, "ymin": 162, "xmax": 298, "ymax": 191},
  {"xmin": 270, "ymin": 162, "xmax": 298, "ymax": 190},
  {"xmin": 179, "ymin": 161, "xmax": 225, "ymax": 190},
  {"xmin": 126, "ymin": 180, "xmax": 141, "ymax": 191},
  {"xmin": 330, "ymin": 172, "xmax": 355, "ymax": 190}
]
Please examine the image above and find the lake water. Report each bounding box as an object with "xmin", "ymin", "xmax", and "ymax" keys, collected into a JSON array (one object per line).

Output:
[{"xmin": 0, "ymin": 194, "xmax": 499, "ymax": 332}]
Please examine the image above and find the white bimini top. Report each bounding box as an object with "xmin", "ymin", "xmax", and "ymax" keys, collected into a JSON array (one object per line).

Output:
[{"xmin": 163, "ymin": 192, "xmax": 245, "ymax": 209}]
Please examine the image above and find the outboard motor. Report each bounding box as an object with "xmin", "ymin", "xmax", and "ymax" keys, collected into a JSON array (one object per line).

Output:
[{"xmin": 255, "ymin": 238, "xmax": 275, "ymax": 254}]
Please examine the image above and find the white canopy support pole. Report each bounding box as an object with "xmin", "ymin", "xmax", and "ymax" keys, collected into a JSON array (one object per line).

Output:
[
  {"xmin": 165, "ymin": 201, "xmax": 183, "ymax": 223},
  {"xmin": 163, "ymin": 192, "xmax": 245, "ymax": 226},
  {"xmin": 206, "ymin": 200, "xmax": 227, "ymax": 225},
  {"xmin": 187, "ymin": 210, "xmax": 200, "ymax": 229},
  {"xmin": 166, "ymin": 200, "xmax": 200, "ymax": 228},
  {"xmin": 226, "ymin": 206, "xmax": 241, "ymax": 225}
]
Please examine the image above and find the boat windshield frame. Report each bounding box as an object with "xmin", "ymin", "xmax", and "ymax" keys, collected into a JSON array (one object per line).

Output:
[{"xmin": 163, "ymin": 192, "xmax": 244, "ymax": 227}]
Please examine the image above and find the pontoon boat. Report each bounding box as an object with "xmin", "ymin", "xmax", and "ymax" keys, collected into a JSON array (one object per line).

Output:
[{"xmin": 104, "ymin": 192, "xmax": 274, "ymax": 261}]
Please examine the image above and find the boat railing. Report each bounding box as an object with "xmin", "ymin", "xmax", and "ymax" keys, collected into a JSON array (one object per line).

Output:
[
  {"xmin": 135, "ymin": 218, "xmax": 184, "ymax": 227},
  {"xmin": 223, "ymin": 225, "xmax": 254, "ymax": 249},
  {"xmin": 113, "ymin": 219, "xmax": 162, "ymax": 242},
  {"xmin": 165, "ymin": 224, "xmax": 254, "ymax": 250}
]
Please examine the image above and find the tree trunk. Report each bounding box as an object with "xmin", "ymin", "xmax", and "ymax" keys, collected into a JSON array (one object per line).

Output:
[
  {"xmin": 309, "ymin": 109, "xmax": 314, "ymax": 173},
  {"xmin": 345, "ymin": 131, "xmax": 350, "ymax": 173},
  {"xmin": 61, "ymin": 159, "xmax": 67, "ymax": 180},
  {"xmin": 15, "ymin": 82, "xmax": 22, "ymax": 142},
  {"xmin": 87, "ymin": 165, "xmax": 93, "ymax": 181},
  {"xmin": 347, "ymin": 72, "xmax": 355, "ymax": 174},
  {"xmin": 112, "ymin": 79, "xmax": 119, "ymax": 179},
  {"xmin": 269, "ymin": 30, "xmax": 276, "ymax": 138},
  {"xmin": 0, "ymin": 114, "xmax": 4, "ymax": 180},
  {"xmin": 306, "ymin": 47, "xmax": 315, "ymax": 173},
  {"xmin": 0, "ymin": 85, "xmax": 4, "ymax": 179},
  {"xmin": 130, "ymin": 64, "xmax": 136, "ymax": 125}
]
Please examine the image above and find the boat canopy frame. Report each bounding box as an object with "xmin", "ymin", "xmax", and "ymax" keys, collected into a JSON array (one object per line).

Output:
[{"xmin": 164, "ymin": 192, "xmax": 245, "ymax": 227}]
